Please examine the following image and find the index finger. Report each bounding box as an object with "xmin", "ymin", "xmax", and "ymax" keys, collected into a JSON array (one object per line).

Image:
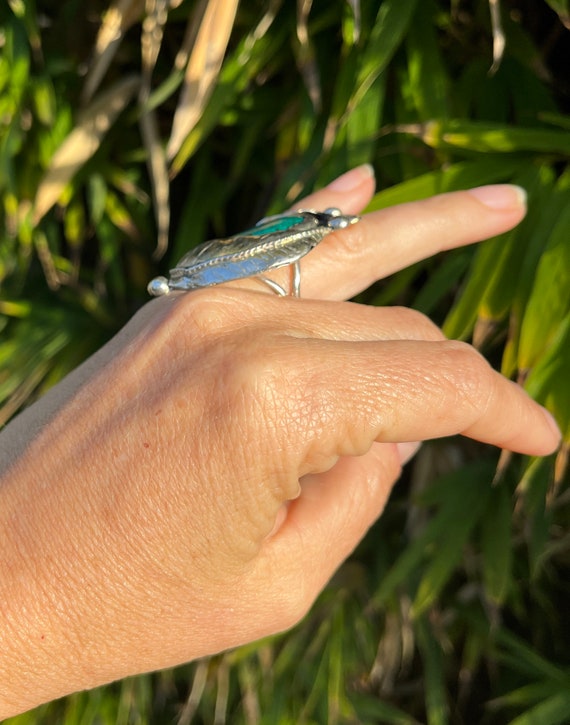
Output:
[{"xmin": 288, "ymin": 166, "xmax": 527, "ymax": 300}]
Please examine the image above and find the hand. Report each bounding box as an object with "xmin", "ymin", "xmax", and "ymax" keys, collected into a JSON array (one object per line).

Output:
[{"xmin": 0, "ymin": 166, "xmax": 560, "ymax": 716}]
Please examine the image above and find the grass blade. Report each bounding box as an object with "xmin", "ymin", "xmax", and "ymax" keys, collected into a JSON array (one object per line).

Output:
[
  {"xmin": 412, "ymin": 466, "xmax": 492, "ymax": 617},
  {"xmin": 480, "ymin": 482, "xmax": 512, "ymax": 604},
  {"xmin": 82, "ymin": 0, "xmax": 145, "ymax": 103},
  {"xmin": 33, "ymin": 76, "xmax": 140, "ymax": 224},
  {"xmin": 166, "ymin": 0, "xmax": 239, "ymax": 162},
  {"xmin": 507, "ymin": 691, "xmax": 570, "ymax": 725},
  {"xmin": 412, "ymin": 119, "xmax": 570, "ymax": 155},
  {"xmin": 367, "ymin": 157, "xmax": 529, "ymax": 213},
  {"xmin": 517, "ymin": 201, "xmax": 570, "ymax": 372},
  {"xmin": 405, "ymin": 0, "xmax": 449, "ymax": 120},
  {"xmin": 416, "ymin": 617, "xmax": 448, "ymax": 725}
]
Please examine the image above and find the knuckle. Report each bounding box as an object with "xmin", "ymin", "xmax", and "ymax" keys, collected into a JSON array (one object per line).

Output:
[
  {"xmin": 325, "ymin": 226, "xmax": 360, "ymax": 265},
  {"xmin": 441, "ymin": 340, "xmax": 496, "ymax": 405},
  {"xmin": 443, "ymin": 339, "xmax": 490, "ymax": 373},
  {"xmin": 170, "ymin": 287, "xmax": 247, "ymax": 339},
  {"xmin": 389, "ymin": 306, "xmax": 445, "ymax": 340},
  {"xmin": 219, "ymin": 339, "xmax": 306, "ymax": 503},
  {"xmin": 223, "ymin": 337, "xmax": 283, "ymax": 415},
  {"xmin": 215, "ymin": 331, "xmax": 285, "ymax": 432}
]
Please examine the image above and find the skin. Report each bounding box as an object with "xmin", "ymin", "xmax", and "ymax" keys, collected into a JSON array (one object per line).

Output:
[{"xmin": 0, "ymin": 166, "xmax": 561, "ymax": 717}]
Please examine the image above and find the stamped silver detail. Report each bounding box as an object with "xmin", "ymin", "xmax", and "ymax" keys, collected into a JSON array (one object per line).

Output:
[{"xmin": 147, "ymin": 208, "xmax": 359, "ymax": 298}]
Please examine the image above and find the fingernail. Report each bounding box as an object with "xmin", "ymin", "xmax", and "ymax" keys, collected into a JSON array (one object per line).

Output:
[
  {"xmin": 542, "ymin": 408, "xmax": 562, "ymax": 443},
  {"xmin": 327, "ymin": 164, "xmax": 375, "ymax": 192},
  {"xmin": 396, "ymin": 441, "xmax": 422, "ymax": 465},
  {"xmin": 467, "ymin": 184, "xmax": 527, "ymax": 210}
]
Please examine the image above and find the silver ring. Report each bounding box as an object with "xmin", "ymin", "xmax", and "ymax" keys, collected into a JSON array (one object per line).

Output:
[{"xmin": 147, "ymin": 207, "xmax": 360, "ymax": 298}]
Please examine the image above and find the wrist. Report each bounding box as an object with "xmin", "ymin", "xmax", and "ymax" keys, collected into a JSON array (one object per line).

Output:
[{"xmin": 0, "ymin": 434, "xmax": 139, "ymax": 715}]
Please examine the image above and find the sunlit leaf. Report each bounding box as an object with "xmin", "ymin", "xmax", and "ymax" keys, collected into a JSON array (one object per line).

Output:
[
  {"xmin": 167, "ymin": 0, "xmax": 239, "ymax": 162},
  {"xmin": 31, "ymin": 76, "xmax": 56, "ymax": 126},
  {"xmin": 524, "ymin": 312, "xmax": 570, "ymax": 442},
  {"xmin": 166, "ymin": 3, "xmax": 284, "ymax": 176},
  {"xmin": 493, "ymin": 678, "xmax": 570, "ymax": 708},
  {"xmin": 367, "ymin": 157, "xmax": 528, "ymax": 214},
  {"xmin": 405, "ymin": 0, "xmax": 449, "ymax": 120},
  {"xmin": 544, "ymin": 0, "xmax": 570, "ymax": 28},
  {"xmin": 351, "ymin": 0, "xmax": 418, "ymax": 112},
  {"xmin": 507, "ymin": 690, "xmax": 570, "ymax": 725},
  {"xmin": 140, "ymin": 0, "xmax": 169, "ymax": 79},
  {"xmin": 414, "ymin": 119, "xmax": 570, "ymax": 155},
  {"xmin": 501, "ymin": 171, "xmax": 570, "ymax": 376},
  {"xmin": 81, "ymin": 0, "xmax": 145, "ymax": 102},
  {"xmin": 488, "ymin": 0, "xmax": 506, "ymax": 74},
  {"xmin": 475, "ymin": 165, "xmax": 552, "ymax": 324},
  {"xmin": 33, "ymin": 76, "xmax": 140, "ymax": 224},
  {"xmin": 517, "ymin": 201, "xmax": 570, "ymax": 372}
]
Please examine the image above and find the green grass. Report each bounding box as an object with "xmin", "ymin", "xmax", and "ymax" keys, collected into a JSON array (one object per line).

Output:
[{"xmin": 1, "ymin": 0, "xmax": 569, "ymax": 722}]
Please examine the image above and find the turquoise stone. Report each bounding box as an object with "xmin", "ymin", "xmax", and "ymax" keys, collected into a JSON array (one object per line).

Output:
[{"xmin": 243, "ymin": 215, "xmax": 305, "ymax": 237}]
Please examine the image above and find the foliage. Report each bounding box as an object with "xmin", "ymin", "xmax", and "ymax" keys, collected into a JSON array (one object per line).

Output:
[{"xmin": 1, "ymin": 0, "xmax": 569, "ymax": 722}]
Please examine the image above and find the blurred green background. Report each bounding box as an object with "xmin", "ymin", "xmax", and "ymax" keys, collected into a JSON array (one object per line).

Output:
[{"xmin": 1, "ymin": 0, "xmax": 569, "ymax": 723}]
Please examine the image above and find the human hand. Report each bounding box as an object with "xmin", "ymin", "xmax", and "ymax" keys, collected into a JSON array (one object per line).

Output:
[{"xmin": 0, "ymin": 166, "xmax": 560, "ymax": 716}]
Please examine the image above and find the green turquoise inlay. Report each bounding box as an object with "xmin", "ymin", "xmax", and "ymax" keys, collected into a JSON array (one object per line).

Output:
[{"xmin": 242, "ymin": 215, "xmax": 305, "ymax": 237}]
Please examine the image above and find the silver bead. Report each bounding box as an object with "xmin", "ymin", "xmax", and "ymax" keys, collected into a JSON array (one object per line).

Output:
[{"xmin": 147, "ymin": 276, "xmax": 170, "ymax": 297}]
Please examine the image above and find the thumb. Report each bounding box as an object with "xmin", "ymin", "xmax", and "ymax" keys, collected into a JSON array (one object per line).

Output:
[{"xmin": 258, "ymin": 442, "xmax": 402, "ymax": 623}]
